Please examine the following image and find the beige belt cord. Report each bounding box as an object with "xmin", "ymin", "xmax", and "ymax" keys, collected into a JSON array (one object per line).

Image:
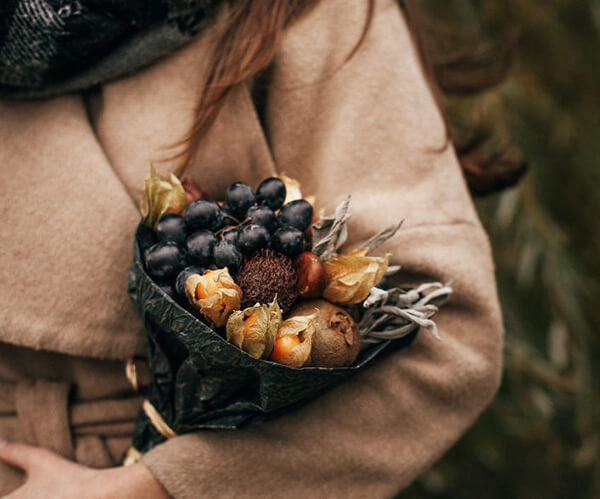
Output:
[{"xmin": 123, "ymin": 358, "xmax": 176, "ymax": 466}]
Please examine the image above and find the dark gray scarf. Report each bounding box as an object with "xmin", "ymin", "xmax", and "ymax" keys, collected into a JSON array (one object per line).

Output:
[{"xmin": 0, "ymin": 0, "xmax": 221, "ymax": 98}]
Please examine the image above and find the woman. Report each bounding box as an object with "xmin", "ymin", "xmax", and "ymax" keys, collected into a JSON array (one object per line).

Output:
[{"xmin": 0, "ymin": 0, "xmax": 506, "ymax": 496}]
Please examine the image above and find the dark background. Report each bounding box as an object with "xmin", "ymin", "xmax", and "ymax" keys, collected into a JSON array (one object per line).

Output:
[{"xmin": 402, "ymin": 1, "xmax": 600, "ymax": 498}]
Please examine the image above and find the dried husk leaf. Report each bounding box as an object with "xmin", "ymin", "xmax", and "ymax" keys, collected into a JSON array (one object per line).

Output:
[
  {"xmin": 304, "ymin": 195, "xmax": 317, "ymax": 208},
  {"xmin": 140, "ymin": 166, "xmax": 187, "ymax": 228},
  {"xmin": 322, "ymin": 249, "xmax": 389, "ymax": 304},
  {"xmin": 184, "ymin": 269, "xmax": 242, "ymax": 327},
  {"xmin": 277, "ymin": 173, "xmax": 317, "ymax": 208},
  {"xmin": 278, "ymin": 173, "xmax": 303, "ymax": 205},
  {"xmin": 226, "ymin": 299, "xmax": 282, "ymax": 359},
  {"xmin": 273, "ymin": 314, "xmax": 317, "ymax": 368},
  {"xmin": 266, "ymin": 298, "xmax": 283, "ymax": 352}
]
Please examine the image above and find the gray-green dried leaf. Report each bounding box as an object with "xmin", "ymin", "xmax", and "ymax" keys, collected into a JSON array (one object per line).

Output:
[
  {"xmin": 362, "ymin": 220, "xmax": 404, "ymax": 253},
  {"xmin": 311, "ymin": 196, "xmax": 352, "ymax": 261},
  {"xmin": 359, "ymin": 282, "xmax": 452, "ymax": 346}
]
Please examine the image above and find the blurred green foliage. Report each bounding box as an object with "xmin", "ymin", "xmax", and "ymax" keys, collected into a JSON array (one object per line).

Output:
[{"xmin": 402, "ymin": 1, "xmax": 600, "ymax": 498}]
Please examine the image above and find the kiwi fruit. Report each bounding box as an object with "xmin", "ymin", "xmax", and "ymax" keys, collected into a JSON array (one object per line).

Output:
[{"xmin": 288, "ymin": 299, "xmax": 360, "ymax": 367}]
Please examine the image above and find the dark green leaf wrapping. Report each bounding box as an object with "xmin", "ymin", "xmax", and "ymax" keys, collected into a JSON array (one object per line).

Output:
[{"xmin": 128, "ymin": 223, "xmax": 418, "ymax": 454}]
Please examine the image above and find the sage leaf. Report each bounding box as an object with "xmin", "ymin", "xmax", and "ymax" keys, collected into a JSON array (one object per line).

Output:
[
  {"xmin": 362, "ymin": 220, "xmax": 404, "ymax": 253},
  {"xmin": 359, "ymin": 282, "xmax": 453, "ymax": 347},
  {"xmin": 311, "ymin": 196, "xmax": 352, "ymax": 261}
]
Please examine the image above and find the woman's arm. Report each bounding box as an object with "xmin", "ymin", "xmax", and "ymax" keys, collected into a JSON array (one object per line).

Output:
[{"xmin": 139, "ymin": 0, "xmax": 504, "ymax": 497}]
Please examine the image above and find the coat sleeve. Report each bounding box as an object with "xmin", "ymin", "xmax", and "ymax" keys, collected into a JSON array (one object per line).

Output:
[{"xmin": 141, "ymin": 0, "xmax": 504, "ymax": 497}]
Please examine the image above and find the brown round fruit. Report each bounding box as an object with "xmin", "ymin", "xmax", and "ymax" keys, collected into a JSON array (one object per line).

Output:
[
  {"xmin": 294, "ymin": 252, "xmax": 327, "ymax": 298},
  {"xmin": 236, "ymin": 249, "xmax": 298, "ymax": 313},
  {"xmin": 288, "ymin": 299, "xmax": 360, "ymax": 367}
]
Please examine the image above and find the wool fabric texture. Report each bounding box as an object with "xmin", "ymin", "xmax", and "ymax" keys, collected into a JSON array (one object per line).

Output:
[
  {"xmin": 0, "ymin": 0, "xmax": 504, "ymax": 496},
  {"xmin": 0, "ymin": 0, "xmax": 219, "ymax": 97}
]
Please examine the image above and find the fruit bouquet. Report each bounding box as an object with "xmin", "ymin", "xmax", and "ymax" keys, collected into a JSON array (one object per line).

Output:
[{"xmin": 125, "ymin": 167, "xmax": 452, "ymax": 460}]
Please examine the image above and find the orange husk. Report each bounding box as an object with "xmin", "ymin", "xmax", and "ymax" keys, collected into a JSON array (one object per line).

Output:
[
  {"xmin": 270, "ymin": 313, "xmax": 317, "ymax": 368},
  {"xmin": 226, "ymin": 298, "xmax": 282, "ymax": 359},
  {"xmin": 322, "ymin": 248, "xmax": 389, "ymax": 304},
  {"xmin": 185, "ymin": 269, "xmax": 242, "ymax": 327}
]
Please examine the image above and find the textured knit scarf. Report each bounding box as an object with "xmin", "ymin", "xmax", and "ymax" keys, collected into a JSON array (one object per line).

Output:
[{"xmin": 0, "ymin": 0, "xmax": 222, "ymax": 98}]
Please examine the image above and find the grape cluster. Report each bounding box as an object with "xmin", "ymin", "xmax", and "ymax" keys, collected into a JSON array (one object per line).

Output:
[{"xmin": 141, "ymin": 177, "xmax": 314, "ymax": 299}]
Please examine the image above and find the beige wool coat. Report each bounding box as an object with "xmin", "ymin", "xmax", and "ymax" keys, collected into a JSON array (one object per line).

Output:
[{"xmin": 0, "ymin": 0, "xmax": 504, "ymax": 497}]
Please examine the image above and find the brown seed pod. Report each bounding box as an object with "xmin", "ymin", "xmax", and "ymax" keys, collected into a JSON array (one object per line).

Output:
[
  {"xmin": 294, "ymin": 252, "xmax": 327, "ymax": 298},
  {"xmin": 237, "ymin": 250, "xmax": 298, "ymax": 313},
  {"xmin": 287, "ymin": 299, "xmax": 360, "ymax": 367}
]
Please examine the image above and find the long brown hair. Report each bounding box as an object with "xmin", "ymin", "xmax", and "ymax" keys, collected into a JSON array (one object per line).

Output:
[
  {"xmin": 175, "ymin": 0, "xmax": 525, "ymax": 196},
  {"xmin": 400, "ymin": 1, "xmax": 527, "ymax": 195}
]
